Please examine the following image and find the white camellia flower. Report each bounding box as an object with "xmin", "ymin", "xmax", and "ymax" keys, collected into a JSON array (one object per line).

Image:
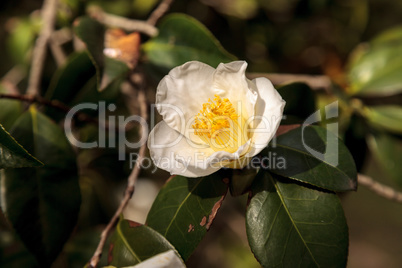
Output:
[{"xmin": 148, "ymin": 61, "xmax": 285, "ymax": 177}]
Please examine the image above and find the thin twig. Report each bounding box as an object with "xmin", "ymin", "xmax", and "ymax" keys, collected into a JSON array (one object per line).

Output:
[
  {"xmin": 88, "ymin": 75, "xmax": 148, "ymax": 268},
  {"xmin": 88, "ymin": 6, "xmax": 158, "ymax": 37},
  {"xmin": 246, "ymin": 72, "xmax": 331, "ymax": 91},
  {"xmin": 0, "ymin": 92, "xmax": 101, "ymax": 125},
  {"xmin": 26, "ymin": 0, "xmax": 58, "ymax": 96},
  {"xmin": 2, "ymin": 65, "xmax": 26, "ymax": 86},
  {"xmin": 50, "ymin": 28, "xmax": 73, "ymax": 45},
  {"xmin": 0, "ymin": 92, "xmax": 70, "ymax": 111},
  {"xmin": 358, "ymin": 174, "xmax": 402, "ymax": 203},
  {"xmin": 147, "ymin": 0, "xmax": 174, "ymax": 26},
  {"xmin": 48, "ymin": 28, "xmax": 72, "ymax": 67},
  {"xmin": 49, "ymin": 40, "xmax": 67, "ymax": 67}
]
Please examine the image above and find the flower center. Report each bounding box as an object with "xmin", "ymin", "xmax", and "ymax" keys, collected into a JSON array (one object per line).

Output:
[{"xmin": 192, "ymin": 95, "xmax": 248, "ymax": 153}]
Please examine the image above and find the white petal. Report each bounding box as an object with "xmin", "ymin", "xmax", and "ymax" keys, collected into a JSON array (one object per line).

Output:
[
  {"xmin": 213, "ymin": 61, "xmax": 258, "ymax": 119},
  {"xmin": 246, "ymin": 77, "xmax": 285, "ymax": 157},
  {"xmin": 129, "ymin": 250, "xmax": 185, "ymax": 268},
  {"xmin": 155, "ymin": 61, "xmax": 215, "ymax": 144},
  {"xmin": 206, "ymin": 139, "xmax": 252, "ymax": 168},
  {"xmin": 148, "ymin": 121, "xmax": 220, "ymax": 177}
]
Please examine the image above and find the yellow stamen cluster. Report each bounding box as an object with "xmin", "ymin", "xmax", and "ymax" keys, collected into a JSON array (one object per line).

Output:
[{"xmin": 192, "ymin": 95, "xmax": 246, "ymax": 153}]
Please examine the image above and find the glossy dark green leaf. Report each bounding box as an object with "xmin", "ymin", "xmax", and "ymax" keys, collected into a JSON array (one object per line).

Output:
[
  {"xmin": 108, "ymin": 218, "xmax": 183, "ymax": 267},
  {"xmin": 45, "ymin": 52, "xmax": 96, "ymax": 104},
  {"xmin": 73, "ymin": 16, "xmax": 104, "ymax": 75},
  {"xmin": 365, "ymin": 105, "xmax": 402, "ymax": 134},
  {"xmin": 2, "ymin": 106, "xmax": 81, "ymax": 267},
  {"xmin": 277, "ymin": 83, "xmax": 316, "ymax": 124},
  {"xmin": 265, "ymin": 126, "xmax": 357, "ymax": 191},
  {"xmin": 142, "ymin": 13, "xmax": 236, "ymax": 76},
  {"xmin": 246, "ymin": 172, "xmax": 348, "ymax": 268},
  {"xmin": 0, "ymin": 123, "xmax": 42, "ymax": 169},
  {"xmin": 70, "ymin": 71, "xmax": 123, "ymax": 106},
  {"xmin": 73, "ymin": 16, "xmax": 129, "ymax": 91},
  {"xmin": 44, "ymin": 52, "xmax": 123, "ymax": 122},
  {"xmin": 146, "ymin": 174, "xmax": 228, "ymax": 260},
  {"xmin": 99, "ymin": 57, "xmax": 129, "ymax": 91},
  {"xmin": 367, "ymin": 133, "xmax": 402, "ymax": 186},
  {"xmin": 347, "ymin": 26, "xmax": 402, "ymax": 96}
]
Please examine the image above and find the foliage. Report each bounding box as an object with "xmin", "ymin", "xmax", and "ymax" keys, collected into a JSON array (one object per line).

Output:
[{"xmin": 0, "ymin": 0, "xmax": 401, "ymax": 268}]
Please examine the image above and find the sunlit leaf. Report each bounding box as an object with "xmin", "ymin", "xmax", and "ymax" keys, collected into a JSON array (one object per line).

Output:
[
  {"xmin": 347, "ymin": 26, "xmax": 402, "ymax": 96},
  {"xmin": 2, "ymin": 106, "xmax": 81, "ymax": 267},
  {"xmin": 246, "ymin": 172, "xmax": 348, "ymax": 268},
  {"xmin": 146, "ymin": 174, "xmax": 228, "ymax": 260},
  {"xmin": 142, "ymin": 14, "xmax": 236, "ymax": 77},
  {"xmin": 367, "ymin": 133, "xmax": 402, "ymax": 186},
  {"xmin": 108, "ymin": 218, "xmax": 183, "ymax": 267},
  {"xmin": 364, "ymin": 105, "xmax": 402, "ymax": 134},
  {"xmin": 6, "ymin": 17, "xmax": 40, "ymax": 64},
  {"xmin": 371, "ymin": 25, "xmax": 402, "ymax": 46},
  {"xmin": 265, "ymin": 126, "xmax": 357, "ymax": 191}
]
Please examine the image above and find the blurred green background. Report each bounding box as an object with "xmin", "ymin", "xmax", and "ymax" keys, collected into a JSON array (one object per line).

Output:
[{"xmin": 1, "ymin": 0, "xmax": 402, "ymax": 267}]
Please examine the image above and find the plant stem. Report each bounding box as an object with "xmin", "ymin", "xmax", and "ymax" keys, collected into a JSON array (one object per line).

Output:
[
  {"xmin": 88, "ymin": 74, "xmax": 148, "ymax": 268},
  {"xmin": 247, "ymin": 73, "xmax": 331, "ymax": 91},
  {"xmin": 88, "ymin": 6, "xmax": 158, "ymax": 36},
  {"xmin": 147, "ymin": 0, "xmax": 175, "ymax": 26},
  {"xmin": 26, "ymin": 0, "xmax": 58, "ymax": 96},
  {"xmin": 358, "ymin": 174, "xmax": 402, "ymax": 203}
]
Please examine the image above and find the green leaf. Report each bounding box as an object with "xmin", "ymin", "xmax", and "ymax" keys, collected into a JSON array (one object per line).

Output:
[
  {"xmin": 99, "ymin": 57, "xmax": 129, "ymax": 91},
  {"xmin": 0, "ymin": 123, "xmax": 43, "ymax": 169},
  {"xmin": 347, "ymin": 26, "xmax": 402, "ymax": 96},
  {"xmin": 246, "ymin": 172, "xmax": 348, "ymax": 268},
  {"xmin": 73, "ymin": 16, "xmax": 129, "ymax": 91},
  {"xmin": 367, "ymin": 133, "xmax": 402, "ymax": 186},
  {"xmin": 108, "ymin": 218, "xmax": 183, "ymax": 267},
  {"xmin": 45, "ymin": 52, "xmax": 122, "ymax": 114},
  {"xmin": 143, "ymin": 13, "xmax": 236, "ymax": 77},
  {"xmin": 146, "ymin": 174, "xmax": 228, "ymax": 260},
  {"xmin": 45, "ymin": 52, "xmax": 96, "ymax": 104},
  {"xmin": 2, "ymin": 106, "xmax": 81, "ymax": 267},
  {"xmin": 265, "ymin": 126, "xmax": 357, "ymax": 192},
  {"xmin": 371, "ymin": 25, "xmax": 402, "ymax": 46},
  {"xmin": 277, "ymin": 83, "xmax": 316, "ymax": 124},
  {"xmin": 0, "ymin": 87, "xmax": 23, "ymax": 130},
  {"xmin": 364, "ymin": 105, "xmax": 402, "ymax": 134},
  {"xmin": 73, "ymin": 16, "xmax": 104, "ymax": 78},
  {"xmin": 6, "ymin": 17, "xmax": 40, "ymax": 64}
]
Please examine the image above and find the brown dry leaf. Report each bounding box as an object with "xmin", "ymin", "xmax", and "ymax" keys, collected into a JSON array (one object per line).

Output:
[{"xmin": 103, "ymin": 28, "xmax": 141, "ymax": 69}]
